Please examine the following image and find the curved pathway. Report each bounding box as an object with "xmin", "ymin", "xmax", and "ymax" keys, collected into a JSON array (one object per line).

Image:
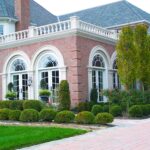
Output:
[{"xmin": 20, "ymin": 118, "xmax": 150, "ymax": 150}]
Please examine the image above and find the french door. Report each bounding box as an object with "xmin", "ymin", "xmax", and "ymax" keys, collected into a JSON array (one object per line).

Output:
[
  {"xmin": 92, "ymin": 70, "xmax": 103, "ymax": 102},
  {"xmin": 40, "ymin": 70, "xmax": 59, "ymax": 103},
  {"xmin": 12, "ymin": 74, "xmax": 28, "ymax": 100}
]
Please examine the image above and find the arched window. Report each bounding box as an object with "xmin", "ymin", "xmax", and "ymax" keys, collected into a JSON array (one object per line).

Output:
[
  {"xmin": 92, "ymin": 54, "xmax": 105, "ymax": 68},
  {"xmin": 38, "ymin": 54, "xmax": 59, "ymax": 103},
  {"xmin": 11, "ymin": 59, "xmax": 27, "ymax": 72},
  {"xmin": 113, "ymin": 60, "xmax": 121, "ymax": 89},
  {"xmin": 39, "ymin": 55, "xmax": 58, "ymax": 69}
]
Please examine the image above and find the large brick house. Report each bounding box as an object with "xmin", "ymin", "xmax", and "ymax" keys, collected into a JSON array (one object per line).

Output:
[{"xmin": 0, "ymin": 0, "xmax": 150, "ymax": 106}]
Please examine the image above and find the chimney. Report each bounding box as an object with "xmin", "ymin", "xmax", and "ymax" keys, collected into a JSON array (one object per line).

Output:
[{"xmin": 15, "ymin": 0, "xmax": 30, "ymax": 31}]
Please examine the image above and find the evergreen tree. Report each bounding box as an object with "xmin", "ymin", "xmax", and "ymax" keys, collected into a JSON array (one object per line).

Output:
[
  {"xmin": 116, "ymin": 24, "xmax": 150, "ymax": 91},
  {"xmin": 116, "ymin": 26, "xmax": 137, "ymax": 90}
]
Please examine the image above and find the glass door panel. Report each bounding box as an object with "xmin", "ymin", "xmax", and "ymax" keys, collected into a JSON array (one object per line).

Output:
[
  {"xmin": 41, "ymin": 72, "xmax": 49, "ymax": 89},
  {"xmin": 22, "ymin": 74, "xmax": 28, "ymax": 100},
  {"xmin": 92, "ymin": 70, "xmax": 103, "ymax": 102},
  {"xmin": 13, "ymin": 75, "xmax": 19, "ymax": 99}
]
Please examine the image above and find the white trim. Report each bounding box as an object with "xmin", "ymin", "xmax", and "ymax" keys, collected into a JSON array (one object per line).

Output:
[
  {"xmin": 106, "ymin": 20, "xmax": 150, "ymax": 29},
  {"xmin": 88, "ymin": 45, "xmax": 110, "ymax": 102},
  {"xmin": 3, "ymin": 51, "xmax": 30, "ymax": 74},
  {"xmin": 31, "ymin": 45, "xmax": 66, "ymax": 100},
  {"xmin": 110, "ymin": 51, "xmax": 117, "ymax": 69},
  {"xmin": 2, "ymin": 51, "xmax": 31, "ymax": 100},
  {"xmin": 88, "ymin": 45, "xmax": 111, "ymax": 68}
]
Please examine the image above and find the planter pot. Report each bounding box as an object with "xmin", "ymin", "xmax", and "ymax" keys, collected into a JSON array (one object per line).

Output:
[
  {"xmin": 8, "ymin": 98, "xmax": 15, "ymax": 100},
  {"xmin": 40, "ymin": 96, "xmax": 49, "ymax": 102}
]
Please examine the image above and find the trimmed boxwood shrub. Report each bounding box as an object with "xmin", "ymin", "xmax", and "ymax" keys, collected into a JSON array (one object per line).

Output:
[
  {"xmin": 23, "ymin": 100, "xmax": 43, "ymax": 111},
  {"xmin": 58, "ymin": 80, "xmax": 71, "ymax": 111},
  {"xmin": 0, "ymin": 109, "xmax": 10, "ymax": 120},
  {"xmin": 110, "ymin": 105, "xmax": 122, "ymax": 117},
  {"xmin": 95, "ymin": 113, "xmax": 114, "ymax": 125},
  {"xmin": 75, "ymin": 111, "xmax": 95, "ymax": 124},
  {"xmin": 39, "ymin": 109, "xmax": 57, "ymax": 122},
  {"xmin": 91, "ymin": 105, "xmax": 103, "ymax": 116},
  {"xmin": 0, "ymin": 101, "xmax": 11, "ymax": 109},
  {"xmin": 20, "ymin": 109, "xmax": 39, "ymax": 122},
  {"xmin": 9, "ymin": 110, "xmax": 21, "ymax": 121},
  {"xmin": 129, "ymin": 105, "xmax": 143, "ymax": 118},
  {"xmin": 54, "ymin": 111, "xmax": 75, "ymax": 123},
  {"xmin": 103, "ymin": 104, "xmax": 109, "ymax": 112},
  {"xmin": 141, "ymin": 105, "xmax": 149, "ymax": 116},
  {"xmin": 77, "ymin": 102, "xmax": 93, "ymax": 112},
  {"xmin": 9, "ymin": 100, "xmax": 23, "ymax": 110}
]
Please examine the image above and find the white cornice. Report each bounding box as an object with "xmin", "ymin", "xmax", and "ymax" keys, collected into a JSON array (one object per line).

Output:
[
  {"xmin": 0, "ymin": 17, "xmax": 18, "ymax": 23},
  {"xmin": 106, "ymin": 20, "xmax": 150, "ymax": 29},
  {"xmin": 0, "ymin": 29, "xmax": 116, "ymax": 49}
]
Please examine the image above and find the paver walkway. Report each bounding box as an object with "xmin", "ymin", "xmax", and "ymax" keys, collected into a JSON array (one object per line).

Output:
[{"xmin": 20, "ymin": 118, "xmax": 150, "ymax": 150}]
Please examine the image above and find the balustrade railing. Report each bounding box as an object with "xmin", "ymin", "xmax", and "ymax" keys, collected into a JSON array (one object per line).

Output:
[{"xmin": 0, "ymin": 17, "xmax": 118, "ymax": 45}]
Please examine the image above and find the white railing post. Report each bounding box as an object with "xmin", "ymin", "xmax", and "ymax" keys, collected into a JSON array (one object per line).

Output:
[
  {"xmin": 28, "ymin": 26, "xmax": 35, "ymax": 38},
  {"xmin": 70, "ymin": 16, "xmax": 80, "ymax": 29}
]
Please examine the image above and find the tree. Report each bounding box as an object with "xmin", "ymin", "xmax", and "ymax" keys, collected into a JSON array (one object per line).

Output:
[
  {"xmin": 134, "ymin": 25, "xmax": 150, "ymax": 90},
  {"xmin": 116, "ymin": 26, "xmax": 137, "ymax": 90},
  {"xmin": 116, "ymin": 24, "xmax": 150, "ymax": 91},
  {"xmin": 58, "ymin": 80, "xmax": 71, "ymax": 110}
]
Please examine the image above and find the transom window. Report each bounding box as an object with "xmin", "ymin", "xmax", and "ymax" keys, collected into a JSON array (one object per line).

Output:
[
  {"xmin": 92, "ymin": 54, "xmax": 105, "ymax": 67},
  {"xmin": 11, "ymin": 59, "xmax": 27, "ymax": 72},
  {"xmin": 39, "ymin": 54, "xmax": 58, "ymax": 68}
]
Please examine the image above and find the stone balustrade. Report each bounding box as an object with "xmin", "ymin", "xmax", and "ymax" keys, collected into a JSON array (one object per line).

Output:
[{"xmin": 0, "ymin": 16, "xmax": 118, "ymax": 45}]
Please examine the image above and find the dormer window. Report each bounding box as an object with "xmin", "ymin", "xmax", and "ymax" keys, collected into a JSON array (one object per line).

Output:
[{"xmin": 0, "ymin": 25, "xmax": 3, "ymax": 35}]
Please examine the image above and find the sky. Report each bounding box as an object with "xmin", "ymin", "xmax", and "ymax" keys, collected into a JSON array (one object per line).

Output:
[{"xmin": 34, "ymin": 0, "xmax": 150, "ymax": 16}]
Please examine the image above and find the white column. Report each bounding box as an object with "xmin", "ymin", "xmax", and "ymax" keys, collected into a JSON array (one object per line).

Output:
[
  {"xmin": 59, "ymin": 67, "xmax": 67, "ymax": 81},
  {"xmin": 28, "ymin": 26, "xmax": 36, "ymax": 38},
  {"xmin": 2, "ymin": 74, "xmax": 7, "ymax": 100},
  {"xmin": 70, "ymin": 16, "xmax": 80, "ymax": 29},
  {"xmin": 88, "ymin": 67, "xmax": 92, "ymax": 101},
  {"xmin": 28, "ymin": 71, "xmax": 34, "ymax": 99}
]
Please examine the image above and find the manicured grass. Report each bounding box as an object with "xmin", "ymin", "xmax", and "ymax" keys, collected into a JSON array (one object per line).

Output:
[{"xmin": 0, "ymin": 125, "xmax": 87, "ymax": 150}]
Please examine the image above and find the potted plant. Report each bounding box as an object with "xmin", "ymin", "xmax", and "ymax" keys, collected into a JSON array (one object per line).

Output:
[
  {"xmin": 5, "ymin": 82, "xmax": 17, "ymax": 100},
  {"xmin": 39, "ymin": 79, "xmax": 51, "ymax": 102}
]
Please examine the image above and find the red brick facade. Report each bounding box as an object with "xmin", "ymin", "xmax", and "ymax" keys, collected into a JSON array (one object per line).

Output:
[
  {"xmin": 0, "ymin": 35, "xmax": 115, "ymax": 106},
  {"xmin": 15, "ymin": 0, "xmax": 30, "ymax": 31}
]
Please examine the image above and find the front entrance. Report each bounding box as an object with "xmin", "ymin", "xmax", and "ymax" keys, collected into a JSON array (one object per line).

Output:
[
  {"xmin": 92, "ymin": 70, "xmax": 103, "ymax": 102},
  {"xmin": 12, "ymin": 74, "xmax": 28, "ymax": 100}
]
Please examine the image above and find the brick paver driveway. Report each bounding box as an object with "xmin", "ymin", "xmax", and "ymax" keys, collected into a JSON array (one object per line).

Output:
[{"xmin": 20, "ymin": 118, "xmax": 150, "ymax": 150}]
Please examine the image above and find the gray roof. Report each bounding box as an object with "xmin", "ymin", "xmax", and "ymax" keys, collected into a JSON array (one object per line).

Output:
[
  {"xmin": 0, "ymin": 0, "xmax": 150, "ymax": 29},
  {"xmin": 0, "ymin": 0, "xmax": 58, "ymax": 26},
  {"xmin": 59, "ymin": 0, "xmax": 150, "ymax": 28}
]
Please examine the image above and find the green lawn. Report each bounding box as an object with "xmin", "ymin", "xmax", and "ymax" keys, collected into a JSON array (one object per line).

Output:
[{"xmin": 0, "ymin": 126, "xmax": 87, "ymax": 150}]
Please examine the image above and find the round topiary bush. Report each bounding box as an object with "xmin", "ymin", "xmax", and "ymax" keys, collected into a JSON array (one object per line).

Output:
[
  {"xmin": 0, "ymin": 109, "xmax": 10, "ymax": 120},
  {"xmin": 77, "ymin": 102, "xmax": 93, "ymax": 112},
  {"xmin": 110, "ymin": 105, "xmax": 122, "ymax": 117},
  {"xmin": 54, "ymin": 111, "xmax": 75, "ymax": 123},
  {"xmin": 129, "ymin": 105, "xmax": 143, "ymax": 118},
  {"xmin": 91, "ymin": 105, "xmax": 103, "ymax": 116},
  {"xmin": 9, "ymin": 110, "xmax": 21, "ymax": 121},
  {"xmin": 58, "ymin": 80, "xmax": 71, "ymax": 111},
  {"xmin": 0, "ymin": 101, "xmax": 11, "ymax": 109},
  {"xmin": 19, "ymin": 109, "xmax": 39, "ymax": 122},
  {"xmin": 39, "ymin": 109, "xmax": 57, "ymax": 122},
  {"xmin": 9, "ymin": 100, "xmax": 23, "ymax": 110},
  {"xmin": 75, "ymin": 111, "xmax": 95, "ymax": 124},
  {"xmin": 103, "ymin": 104, "xmax": 109, "ymax": 112},
  {"xmin": 95, "ymin": 113, "xmax": 114, "ymax": 125},
  {"xmin": 23, "ymin": 100, "xmax": 43, "ymax": 111},
  {"xmin": 141, "ymin": 105, "xmax": 149, "ymax": 117}
]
